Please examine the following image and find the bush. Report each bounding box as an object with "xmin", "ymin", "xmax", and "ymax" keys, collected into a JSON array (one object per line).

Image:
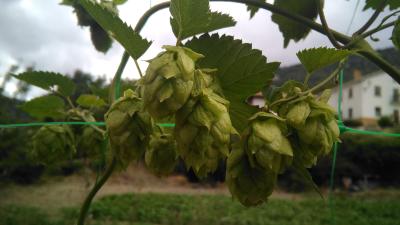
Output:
[{"xmin": 378, "ymin": 116, "xmax": 393, "ymax": 128}]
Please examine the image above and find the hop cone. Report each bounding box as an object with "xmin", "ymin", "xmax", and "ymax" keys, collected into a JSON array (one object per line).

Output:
[
  {"xmin": 31, "ymin": 125, "xmax": 76, "ymax": 165},
  {"xmin": 142, "ymin": 46, "xmax": 204, "ymax": 118},
  {"xmin": 175, "ymin": 89, "xmax": 234, "ymax": 178},
  {"xmin": 145, "ymin": 133, "xmax": 178, "ymax": 176},
  {"xmin": 288, "ymin": 91, "xmax": 340, "ymax": 167},
  {"xmin": 78, "ymin": 126, "xmax": 104, "ymax": 159},
  {"xmin": 226, "ymin": 146, "xmax": 277, "ymax": 206},
  {"xmin": 105, "ymin": 89, "xmax": 153, "ymax": 168},
  {"xmin": 244, "ymin": 112, "xmax": 293, "ymax": 174}
]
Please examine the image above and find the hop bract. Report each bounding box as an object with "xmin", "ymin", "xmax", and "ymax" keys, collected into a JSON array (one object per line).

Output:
[
  {"xmin": 175, "ymin": 89, "xmax": 234, "ymax": 178},
  {"xmin": 145, "ymin": 133, "xmax": 178, "ymax": 176},
  {"xmin": 226, "ymin": 147, "xmax": 276, "ymax": 206},
  {"xmin": 105, "ymin": 89, "xmax": 153, "ymax": 168},
  {"xmin": 244, "ymin": 112, "xmax": 293, "ymax": 174},
  {"xmin": 31, "ymin": 125, "xmax": 76, "ymax": 165},
  {"xmin": 142, "ymin": 46, "xmax": 204, "ymax": 118}
]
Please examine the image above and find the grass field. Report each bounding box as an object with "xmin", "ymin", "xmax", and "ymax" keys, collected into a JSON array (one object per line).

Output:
[{"xmin": 1, "ymin": 191, "xmax": 399, "ymax": 225}]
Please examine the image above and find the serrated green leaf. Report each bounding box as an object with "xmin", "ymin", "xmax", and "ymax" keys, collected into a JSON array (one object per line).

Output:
[
  {"xmin": 363, "ymin": 0, "xmax": 400, "ymax": 11},
  {"xmin": 271, "ymin": 0, "xmax": 319, "ymax": 48},
  {"xmin": 186, "ymin": 34, "xmax": 280, "ymax": 131},
  {"xmin": 246, "ymin": 0, "xmax": 266, "ymax": 19},
  {"xmin": 76, "ymin": 94, "xmax": 107, "ymax": 108},
  {"xmin": 13, "ymin": 71, "xmax": 76, "ymax": 96},
  {"xmin": 90, "ymin": 22, "xmax": 113, "ymax": 53},
  {"xmin": 392, "ymin": 18, "xmax": 400, "ymax": 51},
  {"xmin": 113, "ymin": 0, "xmax": 128, "ymax": 5},
  {"xmin": 170, "ymin": 0, "xmax": 236, "ymax": 40},
  {"xmin": 20, "ymin": 95, "xmax": 65, "ymax": 119},
  {"xmin": 297, "ymin": 47, "xmax": 352, "ymax": 73},
  {"xmin": 78, "ymin": 0, "xmax": 151, "ymax": 59}
]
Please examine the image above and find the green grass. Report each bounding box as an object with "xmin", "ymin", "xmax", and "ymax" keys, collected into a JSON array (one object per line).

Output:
[{"xmin": 1, "ymin": 192, "xmax": 400, "ymax": 225}]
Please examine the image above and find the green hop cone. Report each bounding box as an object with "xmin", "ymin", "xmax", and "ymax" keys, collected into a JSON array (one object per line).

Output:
[
  {"xmin": 294, "ymin": 92, "xmax": 340, "ymax": 167},
  {"xmin": 78, "ymin": 126, "xmax": 105, "ymax": 159},
  {"xmin": 175, "ymin": 89, "xmax": 234, "ymax": 178},
  {"xmin": 105, "ymin": 89, "xmax": 153, "ymax": 169},
  {"xmin": 145, "ymin": 133, "xmax": 178, "ymax": 176},
  {"xmin": 286, "ymin": 101, "xmax": 311, "ymax": 128},
  {"xmin": 31, "ymin": 125, "xmax": 76, "ymax": 165},
  {"xmin": 142, "ymin": 46, "xmax": 204, "ymax": 118},
  {"xmin": 244, "ymin": 112, "xmax": 293, "ymax": 174},
  {"xmin": 226, "ymin": 146, "xmax": 277, "ymax": 206}
]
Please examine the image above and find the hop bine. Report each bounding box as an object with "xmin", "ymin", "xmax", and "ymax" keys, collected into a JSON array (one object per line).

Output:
[
  {"xmin": 105, "ymin": 89, "xmax": 153, "ymax": 169},
  {"xmin": 142, "ymin": 46, "xmax": 204, "ymax": 118},
  {"xmin": 31, "ymin": 125, "xmax": 76, "ymax": 165}
]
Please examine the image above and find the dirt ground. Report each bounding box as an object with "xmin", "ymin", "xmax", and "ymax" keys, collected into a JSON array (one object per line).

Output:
[{"xmin": 0, "ymin": 164, "xmax": 301, "ymax": 213}]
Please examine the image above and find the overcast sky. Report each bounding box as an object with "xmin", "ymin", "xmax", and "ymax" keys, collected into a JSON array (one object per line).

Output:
[{"xmin": 0, "ymin": 0, "xmax": 396, "ymax": 97}]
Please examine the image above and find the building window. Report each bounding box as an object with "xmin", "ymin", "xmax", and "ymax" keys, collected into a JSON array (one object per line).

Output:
[
  {"xmin": 394, "ymin": 110, "xmax": 399, "ymax": 124},
  {"xmin": 348, "ymin": 108, "xmax": 353, "ymax": 119},
  {"xmin": 348, "ymin": 88, "xmax": 353, "ymax": 99},
  {"xmin": 374, "ymin": 86, "xmax": 381, "ymax": 97},
  {"xmin": 393, "ymin": 89, "xmax": 399, "ymax": 102},
  {"xmin": 375, "ymin": 107, "xmax": 382, "ymax": 117}
]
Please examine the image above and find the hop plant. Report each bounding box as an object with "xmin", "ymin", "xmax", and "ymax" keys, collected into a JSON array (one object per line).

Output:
[
  {"xmin": 142, "ymin": 45, "xmax": 204, "ymax": 118},
  {"xmin": 243, "ymin": 112, "xmax": 293, "ymax": 174},
  {"xmin": 145, "ymin": 133, "xmax": 178, "ymax": 176},
  {"xmin": 175, "ymin": 88, "xmax": 235, "ymax": 178},
  {"xmin": 226, "ymin": 146, "xmax": 277, "ymax": 206},
  {"xmin": 31, "ymin": 125, "xmax": 76, "ymax": 165},
  {"xmin": 105, "ymin": 89, "xmax": 153, "ymax": 168}
]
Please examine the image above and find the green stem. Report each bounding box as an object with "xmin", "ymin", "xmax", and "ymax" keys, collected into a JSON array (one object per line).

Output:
[
  {"xmin": 358, "ymin": 50, "xmax": 400, "ymax": 84},
  {"xmin": 76, "ymin": 158, "xmax": 116, "ymax": 225},
  {"xmin": 308, "ymin": 61, "xmax": 345, "ymax": 93},
  {"xmin": 317, "ymin": 0, "xmax": 342, "ymax": 48},
  {"xmin": 134, "ymin": 59, "xmax": 144, "ymax": 78},
  {"xmin": 359, "ymin": 21, "xmax": 396, "ymax": 40},
  {"xmin": 354, "ymin": 0, "xmax": 388, "ymax": 35}
]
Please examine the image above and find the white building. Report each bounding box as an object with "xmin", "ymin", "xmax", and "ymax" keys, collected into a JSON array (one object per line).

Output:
[{"xmin": 329, "ymin": 70, "xmax": 400, "ymax": 126}]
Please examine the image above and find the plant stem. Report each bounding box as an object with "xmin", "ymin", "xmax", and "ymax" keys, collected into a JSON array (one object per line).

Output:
[
  {"xmin": 354, "ymin": 0, "xmax": 388, "ymax": 35},
  {"xmin": 358, "ymin": 50, "xmax": 400, "ymax": 84},
  {"xmin": 360, "ymin": 21, "xmax": 396, "ymax": 39},
  {"xmin": 134, "ymin": 59, "xmax": 144, "ymax": 78},
  {"xmin": 317, "ymin": 0, "xmax": 342, "ymax": 48},
  {"xmin": 76, "ymin": 157, "xmax": 116, "ymax": 225},
  {"xmin": 308, "ymin": 61, "xmax": 345, "ymax": 94}
]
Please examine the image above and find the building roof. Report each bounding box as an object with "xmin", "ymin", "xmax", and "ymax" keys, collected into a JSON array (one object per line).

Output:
[{"xmin": 274, "ymin": 48, "xmax": 400, "ymax": 86}]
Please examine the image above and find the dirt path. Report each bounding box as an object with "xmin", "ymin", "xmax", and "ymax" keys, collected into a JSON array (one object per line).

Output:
[{"xmin": 0, "ymin": 164, "xmax": 301, "ymax": 214}]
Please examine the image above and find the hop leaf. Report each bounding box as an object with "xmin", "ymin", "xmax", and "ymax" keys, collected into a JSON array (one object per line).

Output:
[
  {"xmin": 105, "ymin": 89, "xmax": 153, "ymax": 169},
  {"xmin": 31, "ymin": 125, "xmax": 76, "ymax": 165}
]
